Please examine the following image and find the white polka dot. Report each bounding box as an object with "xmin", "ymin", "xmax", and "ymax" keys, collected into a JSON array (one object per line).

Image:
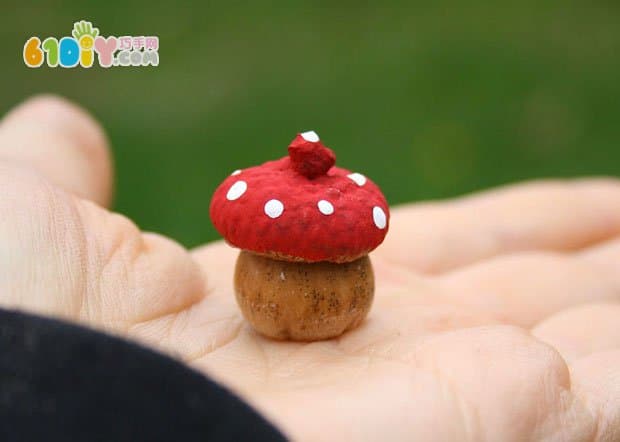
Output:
[
  {"xmin": 347, "ymin": 173, "xmax": 367, "ymax": 186},
  {"xmin": 231, "ymin": 169, "xmax": 242, "ymax": 176},
  {"xmin": 226, "ymin": 180, "xmax": 247, "ymax": 200},
  {"xmin": 301, "ymin": 130, "xmax": 320, "ymax": 142},
  {"xmin": 317, "ymin": 200, "xmax": 334, "ymax": 215},
  {"xmin": 264, "ymin": 199, "xmax": 284, "ymax": 218},
  {"xmin": 373, "ymin": 206, "xmax": 387, "ymax": 229}
]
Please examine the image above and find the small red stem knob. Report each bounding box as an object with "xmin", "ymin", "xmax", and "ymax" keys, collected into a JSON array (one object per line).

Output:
[{"xmin": 288, "ymin": 131, "xmax": 336, "ymax": 179}]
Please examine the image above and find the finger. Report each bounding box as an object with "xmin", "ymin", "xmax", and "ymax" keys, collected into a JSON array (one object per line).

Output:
[
  {"xmin": 413, "ymin": 326, "xmax": 596, "ymax": 441},
  {"xmin": 532, "ymin": 303, "xmax": 620, "ymax": 362},
  {"xmin": 0, "ymin": 94, "xmax": 113, "ymax": 207},
  {"xmin": 437, "ymin": 252, "xmax": 620, "ymax": 327},
  {"xmin": 0, "ymin": 164, "xmax": 205, "ymax": 333},
  {"xmin": 124, "ymin": 241, "xmax": 243, "ymax": 359},
  {"xmin": 376, "ymin": 179, "xmax": 620, "ymax": 274},
  {"xmin": 569, "ymin": 351, "xmax": 620, "ymax": 442},
  {"xmin": 578, "ymin": 236, "xmax": 620, "ymax": 290},
  {"xmin": 191, "ymin": 241, "xmax": 238, "ymax": 296}
]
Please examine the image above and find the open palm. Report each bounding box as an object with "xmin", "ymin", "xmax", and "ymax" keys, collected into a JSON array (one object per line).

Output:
[{"xmin": 1, "ymin": 96, "xmax": 619, "ymax": 441}]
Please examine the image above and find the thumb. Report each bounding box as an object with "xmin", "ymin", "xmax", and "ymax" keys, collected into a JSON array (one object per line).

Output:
[
  {"xmin": 0, "ymin": 94, "xmax": 113, "ymax": 207},
  {"xmin": 0, "ymin": 95, "xmax": 206, "ymax": 336}
]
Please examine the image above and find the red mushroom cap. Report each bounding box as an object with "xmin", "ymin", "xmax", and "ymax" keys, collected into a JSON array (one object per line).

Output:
[{"xmin": 209, "ymin": 131, "xmax": 389, "ymax": 263}]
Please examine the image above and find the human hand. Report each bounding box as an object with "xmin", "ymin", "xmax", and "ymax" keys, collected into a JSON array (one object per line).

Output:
[{"xmin": 1, "ymin": 95, "xmax": 618, "ymax": 441}]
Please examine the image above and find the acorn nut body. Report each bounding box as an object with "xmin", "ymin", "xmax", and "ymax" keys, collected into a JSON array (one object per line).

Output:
[
  {"xmin": 234, "ymin": 251, "xmax": 374, "ymax": 341},
  {"xmin": 210, "ymin": 131, "xmax": 389, "ymax": 341}
]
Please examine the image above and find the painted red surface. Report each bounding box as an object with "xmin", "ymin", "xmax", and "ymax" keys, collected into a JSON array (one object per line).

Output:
[{"xmin": 210, "ymin": 133, "xmax": 389, "ymax": 263}]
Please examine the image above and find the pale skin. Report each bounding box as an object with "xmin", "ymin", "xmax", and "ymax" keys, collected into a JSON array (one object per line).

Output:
[{"xmin": 1, "ymin": 95, "xmax": 619, "ymax": 441}]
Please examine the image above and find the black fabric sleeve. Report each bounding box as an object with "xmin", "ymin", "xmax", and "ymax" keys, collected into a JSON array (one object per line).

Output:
[{"xmin": 0, "ymin": 308, "xmax": 286, "ymax": 442}]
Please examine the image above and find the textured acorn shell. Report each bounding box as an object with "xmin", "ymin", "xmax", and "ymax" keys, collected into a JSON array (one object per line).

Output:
[
  {"xmin": 210, "ymin": 156, "xmax": 389, "ymax": 263},
  {"xmin": 234, "ymin": 251, "xmax": 374, "ymax": 341}
]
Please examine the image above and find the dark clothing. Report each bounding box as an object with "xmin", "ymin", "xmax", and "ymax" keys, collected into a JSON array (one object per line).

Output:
[{"xmin": 0, "ymin": 308, "xmax": 286, "ymax": 441}]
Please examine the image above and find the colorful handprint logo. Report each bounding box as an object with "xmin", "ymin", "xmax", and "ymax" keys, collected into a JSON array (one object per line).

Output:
[
  {"xmin": 23, "ymin": 20, "xmax": 159, "ymax": 68},
  {"xmin": 72, "ymin": 20, "xmax": 99, "ymax": 67}
]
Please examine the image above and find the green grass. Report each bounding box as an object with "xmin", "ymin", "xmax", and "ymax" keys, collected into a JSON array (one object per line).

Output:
[{"xmin": 2, "ymin": 1, "xmax": 620, "ymax": 246}]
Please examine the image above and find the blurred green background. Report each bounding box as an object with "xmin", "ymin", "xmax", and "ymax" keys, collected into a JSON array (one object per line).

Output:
[{"xmin": 2, "ymin": 2, "xmax": 620, "ymax": 247}]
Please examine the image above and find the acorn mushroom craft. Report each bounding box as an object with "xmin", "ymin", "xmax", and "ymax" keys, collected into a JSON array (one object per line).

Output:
[{"xmin": 209, "ymin": 131, "xmax": 390, "ymax": 341}]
